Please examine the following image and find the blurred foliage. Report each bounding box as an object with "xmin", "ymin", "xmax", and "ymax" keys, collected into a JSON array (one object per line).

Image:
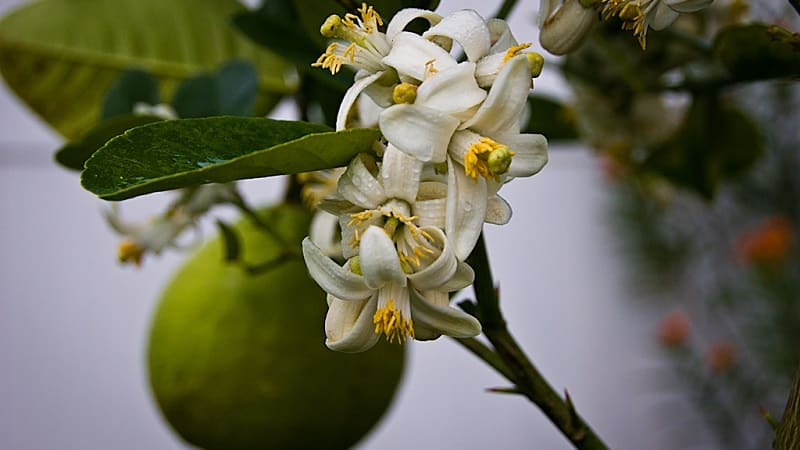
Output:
[{"xmin": 0, "ymin": 0, "xmax": 295, "ymax": 139}]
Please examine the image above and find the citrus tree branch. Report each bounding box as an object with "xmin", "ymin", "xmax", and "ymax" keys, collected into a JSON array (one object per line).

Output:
[
  {"xmin": 463, "ymin": 233, "xmax": 609, "ymax": 450},
  {"xmin": 776, "ymin": 363, "xmax": 800, "ymax": 449}
]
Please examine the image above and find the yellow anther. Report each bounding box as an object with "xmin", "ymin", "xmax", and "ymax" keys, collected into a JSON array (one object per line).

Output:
[
  {"xmin": 118, "ymin": 239, "xmax": 143, "ymax": 266},
  {"xmin": 399, "ymin": 258, "xmax": 414, "ymax": 274},
  {"xmin": 619, "ymin": 3, "xmax": 641, "ymax": 21},
  {"xmin": 424, "ymin": 59, "xmax": 438, "ymax": 78},
  {"xmin": 312, "ymin": 43, "xmax": 344, "ymax": 74},
  {"xmin": 463, "ymin": 138, "xmax": 515, "ymax": 181},
  {"xmin": 392, "ymin": 82, "xmax": 418, "ymax": 104},
  {"xmin": 526, "ymin": 52, "xmax": 544, "ymax": 78},
  {"xmin": 373, "ymin": 299, "xmax": 414, "ymax": 343},
  {"xmin": 503, "ymin": 42, "xmax": 532, "ymax": 63}
]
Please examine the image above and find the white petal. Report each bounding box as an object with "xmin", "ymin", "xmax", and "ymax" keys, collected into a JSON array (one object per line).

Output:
[
  {"xmin": 487, "ymin": 18, "xmax": 518, "ymax": 53},
  {"xmin": 500, "ymin": 133, "xmax": 549, "ymax": 177},
  {"xmin": 447, "ymin": 129, "xmax": 480, "ymax": 168},
  {"xmin": 360, "ymin": 226, "xmax": 407, "ymax": 289},
  {"xmin": 379, "ymin": 104, "xmax": 459, "ymax": 162},
  {"xmin": 338, "ymin": 154, "xmax": 385, "ymax": 209},
  {"xmin": 446, "ymin": 158, "xmax": 487, "ymax": 261},
  {"xmin": 460, "ymin": 54, "xmax": 531, "ymax": 136},
  {"xmin": 650, "ymin": 4, "xmax": 680, "ymax": 30},
  {"xmin": 416, "ymin": 62, "xmax": 487, "ymax": 116},
  {"xmin": 302, "ymin": 238, "xmax": 372, "ymax": 301},
  {"xmin": 474, "ymin": 52, "xmax": 506, "ymax": 88},
  {"xmin": 423, "ymin": 10, "xmax": 491, "ymax": 62},
  {"xmin": 665, "ymin": 0, "xmax": 714, "ymax": 12},
  {"xmin": 439, "ymin": 262, "xmax": 475, "ymax": 292},
  {"xmin": 383, "ymin": 32, "xmax": 457, "ymax": 81},
  {"xmin": 381, "ymin": 145, "xmax": 422, "ymax": 203},
  {"xmin": 386, "ymin": 9, "xmax": 442, "ymax": 43},
  {"xmin": 412, "ymin": 290, "xmax": 449, "ymax": 341},
  {"xmin": 337, "ymin": 71, "xmax": 384, "ymax": 130},
  {"xmin": 410, "ymin": 289, "xmax": 482, "ymax": 338},
  {"xmin": 414, "ymin": 198, "xmax": 446, "ymax": 229},
  {"xmin": 407, "ymin": 227, "xmax": 457, "ymax": 291},
  {"xmin": 309, "ymin": 210, "xmax": 341, "ymax": 257},
  {"xmin": 538, "ymin": 0, "xmax": 596, "ymax": 55},
  {"xmin": 325, "ymin": 294, "xmax": 381, "ymax": 353},
  {"xmin": 485, "ymin": 194, "xmax": 512, "ymax": 225}
]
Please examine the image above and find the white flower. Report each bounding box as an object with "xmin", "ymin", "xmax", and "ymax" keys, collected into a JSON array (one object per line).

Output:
[
  {"xmin": 538, "ymin": 0, "xmax": 598, "ymax": 55},
  {"xmin": 600, "ymin": 0, "xmax": 715, "ymax": 48},
  {"xmin": 302, "ymin": 226, "xmax": 480, "ymax": 352}
]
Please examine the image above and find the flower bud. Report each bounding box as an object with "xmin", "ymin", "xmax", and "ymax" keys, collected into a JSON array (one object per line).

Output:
[
  {"xmin": 658, "ymin": 310, "xmax": 690, "ymax": 348},
  {"xmin": 539, "ymin": 0, "xmax": 597, "ymax": 55}
]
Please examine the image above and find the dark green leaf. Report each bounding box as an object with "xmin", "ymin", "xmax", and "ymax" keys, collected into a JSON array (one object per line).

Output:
[
  {"xmin": 645, "ymin": 96, "xmax": 763, "ymax": 199},
  {"xmin": 523, "ymin": 96, "xmax": 579, "ymax": 141},
  {"xmin": 101, "ymin": 69, "xmax": 159, "ymax": 120},
  {"xmin": 713, "ymin": 24, "xmax": 800, "ymax": 82},
  {"xmin": 172, "ymin": 74, "xmax": 220, "ymax": 118},
  {"xmin": 55, "ymin": 114, "xmax": 163, "ymax": 171},
  {"xmin": 0, "ymin": 0, "xmax": 296, "ymax": 139},
  {"xmin": 216, "ymin": 219, "xmax": 241, "ymax": 262},
  {"xmin": 217, "ymin": 60, "xmax": 258, "ymax": 116},
  {"xmin": 81, "ymin": 117, "xmax": 380, "ymax": 200}
]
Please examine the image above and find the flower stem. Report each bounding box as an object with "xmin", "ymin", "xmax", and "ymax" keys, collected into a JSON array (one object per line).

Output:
[
  {"xmin": 492, "ymin": 0, "xmax": 520, "ymax": 20},
  {"xmin": 776, "ymin": 363, "xmax": 800, "ymax": 448},
  {"xmin": 464, "ymin": 233, "xmax": 609, "ymax": 450}
]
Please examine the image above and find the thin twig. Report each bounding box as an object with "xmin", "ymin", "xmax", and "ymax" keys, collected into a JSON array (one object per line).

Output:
[{"xmin": 493, "ymin": 0, "xmax": 520, "ymax": 20}]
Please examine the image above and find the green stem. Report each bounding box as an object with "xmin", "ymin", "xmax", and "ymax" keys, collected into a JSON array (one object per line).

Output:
[
  {"xmin": 464, "ymin": 233, "xmax": 608, "ymax": 450},
  {"xmin": 492, "ymin": 0, "xmax": 519, "ymax": 20},
  {"xmin": 790, "ymin": 0, "xmax": 800, "ymax": 16},
  {"xmin": 453, "ymin": 337, "xmax": 516, "ymax": 381},
  {"xmin": 776, "ymin": 363, "xmax": 800, "ymax": 449}
]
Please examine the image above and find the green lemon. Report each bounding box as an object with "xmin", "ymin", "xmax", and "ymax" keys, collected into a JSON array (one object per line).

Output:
[{"xmin": 148, "ymin": 203, "xmax": 405, "ymax": 450}]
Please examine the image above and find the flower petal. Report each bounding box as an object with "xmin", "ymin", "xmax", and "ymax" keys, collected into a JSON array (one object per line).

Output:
[
  {"xmin": 485, "ymin": 194, "xmax": 512, "ymax": 225},
  {"xmin": 337, "ymin": 71, "xmax": 385, "ymax": 130},
  {"xmin": 309, "ymin": 210, "xmax": 341, "ymax": 257},
  {"xmin": 500, "ymin": 132, "xmax": 549, "ymax": 177},
  {"xmin": 422, "ymin": 10, "xmax": 491, "ymax": 62},
  {"xmin": 487, "ymin": 18, "xmax": 518, "ymax": 52},
  {"xmin": 410, "ymin": 289, "xmax": 481, "ymax": 338},
  {"xmin": 446, "ymin": 157, "xmax": 487, "ymax": 261},
  {"xmin": 360, "ymin": 226, "xmax": 407, "ymax": 289},
  {"xmin": 439, "ymin": 261, "xmax": 475, "ymax": 292},
  {"xmin": 460, "ymin": 54, "xmax": 531, "ymax": 136},
  {"xmin": 338, "ymin": 154, "xmax": 385, "ymax": 209},
  {"xmin": 383, "ymin": 32, "xmax": 457, "ymax": 81},
  {"xmin": 412, "ymin": 290, "xmax": 448, "ymax": 341},
  {"xmin": 664, "ymin": 0, "xmax": 714, "ymax": 13},
  {"xmin": 416, "ymin": 62, "xmax": 487, "ymax": 117},
  {"xmin": 407, "ymin": 227, "xmax": 457, "ymax": 291},
  {"xmin": 650, "ymin": 3, "xmax": 680, "ymax": 30},
  {"xmin": 302, "ymin": 238, "xmax": 371, "ymax": 300},
  {"xmin": 325, "ymin": 294, "xmax": 381, "ymax": 353},
  {"xmin": 381, "ymin": 145, "xmax": 422, "ymax": 203},
  {"xmin": 380, "ymin": 104, "xmax": 459, "ymax": 162},
  {"xmin": 386, "ymin": 9, "xmax": 442, "ymax": 43}
]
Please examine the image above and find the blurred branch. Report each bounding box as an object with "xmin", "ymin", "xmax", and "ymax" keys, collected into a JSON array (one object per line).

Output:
[
  {"xmin": 492, "ymin": 0, "xmax": 519, "ymax": 20},
  {"xmin": 465, "ymin": 233, "xmax": 609, "ymax": 450},
  {"xmin": 790, "ymin": 0, "xmax": 800, "ymax": 16},
  {"xmin": 776, "ymin": 363, "xmax": 800, "ymax": 449}
]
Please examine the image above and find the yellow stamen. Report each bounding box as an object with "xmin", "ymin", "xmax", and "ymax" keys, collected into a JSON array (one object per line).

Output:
[
  {"xmin": 424, "ymin": 59, "xmax": 438, "ymax": 78},
  {"xmin": 600, "ymin": 0, "xmax": 650, "ymax": 49},
  {"xmin": 463, "ymin": 138, "xmax": 515, "ymax": 181},
  {"xmin": 118, "ymin": 239, "xmax": 143, "ymax": 266},
  {"xmin": 503, "ymin": 42, "xmax": 532, "ymax": 63},
  {"xmin": 373, "ymin": 299, "xmax": 414, "ymax": 343},
  {"xmin": 312, "ymin": 43, "xmax": 344, "ymax": 74}
]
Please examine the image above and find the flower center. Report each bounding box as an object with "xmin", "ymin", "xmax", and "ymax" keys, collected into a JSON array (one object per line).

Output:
[
  {"xmin": 118, "ymin": 239, "xmax": 143, "ymax": 266},
  {"xmin": 600, "ymin": 0, "xmax": 653, "ymax": 48},
  {"xmin": 464, "ymin": 137, "xmax": 515, "ymax": 181},
  {"xmin": 503, "ymin": 42, "xmax": 533, "ymax": 63},
  {"xmin": 312, "ymin": 4, "xmax": 387, "ymax": 74},
  {"xmin": 373, "ymin": 299, "xmax": 414, "ymax": 342}
]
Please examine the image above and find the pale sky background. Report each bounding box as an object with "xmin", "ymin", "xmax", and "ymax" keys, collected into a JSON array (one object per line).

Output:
[{"xmin": 0, "ymin": 0, "xmax": 719, "ymax": 449}]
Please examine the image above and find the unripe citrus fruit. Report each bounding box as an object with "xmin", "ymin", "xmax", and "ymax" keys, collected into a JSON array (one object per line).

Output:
[{"xmin": 148, "ymin": 203, "xmax": 405, "ymax": 450}]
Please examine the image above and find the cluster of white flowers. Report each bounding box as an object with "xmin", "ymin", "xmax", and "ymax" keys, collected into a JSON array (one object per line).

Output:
[{"xmin": 301, "ymin": 4, "xmax": 548, "ymax": 352}]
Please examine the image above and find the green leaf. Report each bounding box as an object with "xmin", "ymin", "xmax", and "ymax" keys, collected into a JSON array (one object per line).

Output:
[
  {"xmin": 55, "ymin": 114, "xmax": 163, "ymax": 171},
  {"xmin": 523, "ymin": 96, "xmax": 579, "ymax": 141},
  {"xmin": 81, "ymin": 117, "xmax": 380, "ymax": 200},
  {"xmin": 0, "ymin": 0, "xmax": 297, "ymax": 139},
  {"xmin": 217, "ymin": 60, "xmax": 258, "ymax": 116},
  {"xmin": 101, "ymin": 69, "xmax": 159, "ymax": 120},
  {"xmin": 644, "ymin": 96, "xmax": 763, "ymax": 199},
  {"xmin": 216, "ymin": 219, "xmax": 241, "ymax": 262},
  {"xmin": 713, "ymin": 24, "xmax": 800, "ymax": 82},
  {"xmin": 172, "ymin": 74, "xmax": 220, "ymax": 118}
]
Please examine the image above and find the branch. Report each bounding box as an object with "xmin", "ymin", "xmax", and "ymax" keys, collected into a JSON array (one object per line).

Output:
[
  {"xmin": 492, "ymin": 0, "xmax": 520, "ymax": 20},
  {"xmin": 464, "ymin": 233, "xmax": 608, "ymax": 450},
  {"xmin": 776, "ymin": 363, "xmax": 800, "ymax": 449}
]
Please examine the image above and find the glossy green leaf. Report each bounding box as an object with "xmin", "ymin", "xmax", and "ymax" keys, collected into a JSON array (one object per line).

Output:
[
  {"xmin": 0, "ymin": 0, "xmax": 297, "ymax": 139},
  {"xmin": 645, "ymin": 97, "xmax": 763, "ymax": 199},
  {"xmin": 101, "ymin": 69, "xmax": 159, "ymax": 120},
  {"xmin": 81, "ymin": 117, "xmax": 380, "ymax": 200},
  {"xmin": 523, "ymin": 96, "xmax": 579, "ymax": 141},
  {"xmin": 713, "ymin": 24, "xmax": 800, "ymax": 82},
  {"xmin": 55, "ymin": 114, "xmax": 163, "ymax": 171}
]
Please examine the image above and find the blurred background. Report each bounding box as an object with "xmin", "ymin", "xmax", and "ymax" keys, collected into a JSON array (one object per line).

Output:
[{"xmin": 0, "ymin": 0, "xmax": 797, "ymax": 448}]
